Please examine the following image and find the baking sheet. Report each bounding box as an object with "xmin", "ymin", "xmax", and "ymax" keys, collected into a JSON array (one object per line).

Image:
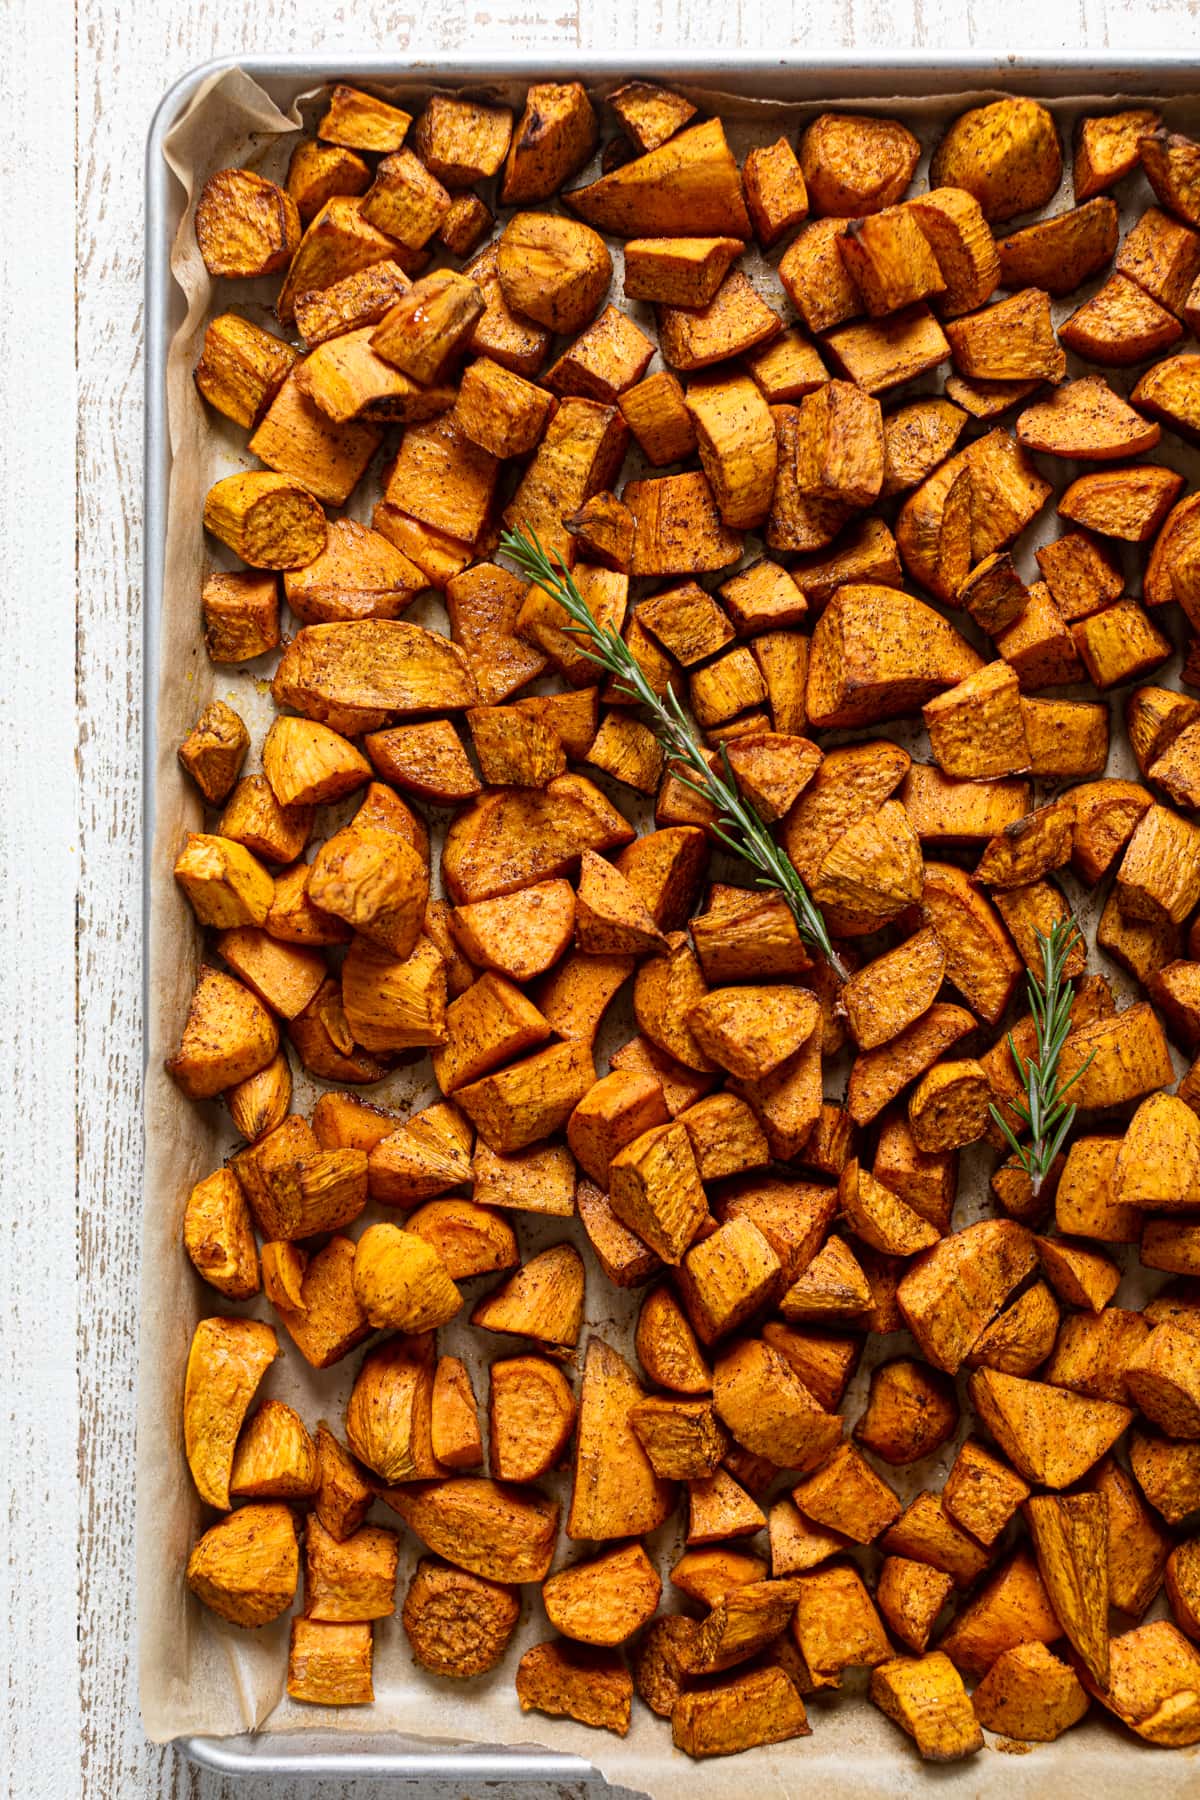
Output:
[{"xmin": 141, "ymin": 58, "xmax": 1200, "ymax": 1793}]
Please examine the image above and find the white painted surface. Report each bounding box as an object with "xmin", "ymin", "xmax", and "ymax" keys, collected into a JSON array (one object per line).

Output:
[{"xmin": 4, "ymin": 1, "xmax": 1198, "ymax": 1796}]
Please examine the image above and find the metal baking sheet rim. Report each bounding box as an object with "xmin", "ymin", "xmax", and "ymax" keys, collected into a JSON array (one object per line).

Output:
[{"xmin": 144, "ymin": 49, "xmax": 1200, "ymax": 1787}]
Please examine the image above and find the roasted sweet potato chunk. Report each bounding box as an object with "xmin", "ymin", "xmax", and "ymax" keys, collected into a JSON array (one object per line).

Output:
[
  {"xmin": 402, "ymin": 1555, "xmax": 519, "ymax": 1677},
  {"xmin": 1018, "ymin": 375, "xmax": 1162, "ymax": 460},
  {"xmin": 971, "ymin": 1642, "xmax": 1089, "ymax": 1742},
  {"xmin": 931, "ymin": 97, "xmax": 1061, "ymax": 222},
  {"xmin": 568, "ymin": 1337, "xmax": 675, "ymax": 1541},
  {"xmin": 383, "ymin": 1477, "xmax": 558, "ymax": 1584},
  {"xmin": 570, "ymin": 119, "xmax": 750, "ymax": 238},
  {"xmin": 1079, "ymin": 1619, "xmax": 1200, "ymax": 1746},
  {"xmin": 187, "ymin": 1503, "xmax": 299, "ymax": 1627},
  {"xmin": 870, "ymin": 1652, "xmax": 982, "ymax": 1762},
  {"xmin": 800, "ymin": 113, "xmax": 920, "ymax": 218}
]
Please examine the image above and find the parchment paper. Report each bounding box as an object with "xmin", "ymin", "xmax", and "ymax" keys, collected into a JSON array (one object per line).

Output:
[{"xmin": 140, "ymin": 65, "xmax": 1200, "ymax": 1793}]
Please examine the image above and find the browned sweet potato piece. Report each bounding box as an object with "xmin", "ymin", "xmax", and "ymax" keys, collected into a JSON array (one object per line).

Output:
[
  {"xmin": 635, "ymin": 1284, "xmax": 711, "ymax": 1395},
  {"xmin": 878, "ymin": 1490, "xmax": 990, "ymax": 1590},
  {"xmin": 226, "ymin": 1399, "xmax": 315, "ymax": 1504},
  {"xmin": 880, "ymin": 400, "xmax": 965, "ymax": 501},
  {"xmin": 672, "ymin": 1665, "xmax": 810, "ymax": 1757},
  {"xmin": 427, "ymin": 1356, "xmax": 482, "ymax": 1470},
  {"xmin": 1060, "ymin": 463, "xmax": 1184, "ymax": 545},
  {"xmin": 931, "ymin": 98, "xmax": 1061, "ymax": 222},
  {"xmin": 402, "ymin": 1555, "xmax": 519, "ymax": 1677},
  {"xmin": 1055, "ymin": 1137, "xmax": 1141, "ymax": 1244},
  {"xmin": 997, "ymin": 196, "xmax": 1119, "ymax": 295},
  {"xmin": 658, "ymin": 271, "xmax": 782, "ymax": 378},
  {"xmin": 1139, "ymin": 126, "xmax": 1200, "ymax": 228},
  {"xmin": 344, "ymin": 1333, "xmax": 442, "ymax": 1485},
  {"xmin": 971, "ymin": 1642, "xmax": 1089, "ymax": 1742},
  {"xmin": 840, "ymin": 930, "xmax": 945, "ymax": 1055},
  {"xmin": 183, "ymin": 1317, "xmax": 278, "ymax": 1509},
  {"xmin": 792, "ymin": 1562, "xmax": 890, "ymax": 1686},
  {"xmin": 714, "ymin": 1335, "xmax": 842, "ymax": 1472},
  {"xmin": 488, "ymin": 1354, "xmax": 576, "ymax": 1484},
  {"xmin": 847, "ymin": 1003, "xmax": 975, "ymax": 1128},
  {"xmin": 470, "ymin": 1243, "xmax": 584, "ymax": 1350},
  {"xmin": 195, "ymin": 167, "xmax": 300, "ymax": 280},
  {"xmin": 1071, "ymin": 779, "xmax": 1153, "ymax": 885},
  {"xmin": 407, "ymin": 1199, "xmax": 516, "ymax": 1283},
  {"xmin": 939, "ymin": 1549, "xmax": 1061, "ymax": 1677},
  {"xmin": 608, "ymin": 80, "xmax": 697, "ymax": 153},
  {"xmin": 824, "ymin": 305, "xmax": 951, "ymax": 396},
  {"xmin": 382, "ymin": 1477, "xmax": 558, "ymax": 1585},
  {"xmin": 969, "ymin": 1368, "xmax": 1132, "ymax": 1488},
  {"xmin": 183, "ymin": 1166, "xmax": 260, "ymax": 1302},
  {"xmin": 855, "ymin": 1358, "xmax": 958, "ymax": 1468},
  {"xmin": 1165, "ymin": 1540, "xmax": 1200, "ymax": 1640},
  {"xmin": 1038, "ymin": 535, "xmax": 1124, "ymax": 628},
  {"xmin": 1024, "ymin": 1492, "xmax": 1109, "ymax": 1687},
  {"xmin": 1018, "ymin": 376, "xmax": 1161, "ymax": 460},
  {"xmin": 515, "ymin": 1639, "xmax": 633, "ymax": 1735},
  {"xmin": 186, "ymin": 1503, "xmax": 299, "ymax": 1627},
  {"xmin": 800, "ymin": 113, "xmax": 920, "ymax": 217},
  {"xmin": 807, "ymin": 584, "xmax": 981, "ymax": 729},
  {"xmin": 628, "ymin": 1397, "xmax": 727, "ymax": 1480},
  {"xmin": 543, "ymin": 1543, "xmax": 661, "ymax": 1646},
  {"xmin": 168, "ymin": 966, "xmax": 280, "ymax": 1102},
  {"xmin": 942, "ymin": 1437, "xmax": 1029, "ymax": 1546},
  {"xmin": 679, "ymin": 1218, "xmax": 781, "ymax": 1345},
  {"xmin": 790, "ymin": 1441, "xmax": 899, "ymax": 1544},
  {"xmin": 924, "ymin": 661, "xmax": 1030, "ymax": 782},
  {"xmin": 569, "ymin": 118, "xmax": 750, "ymax": 239},
  {"xmin": 633, "ymin": 1614, "xmax": 701, "ymax": 1719},
  {"xmin": 617, "ymin": 372, "xmax": 698, "ymax": 471},
  {"xmin": 1061, "ymin": 273, "xmax": 1183, "ymax": 365},
  {"xmin": 874, "ymin": 1558, "xmax": 953, "ymax": 1656},
  {"xmin": 607, "ymin": 1120, "xmax": 708, "ymax": 1266},
  {"xmin": 895, "ymin": 1219, "xmax": 1035, "ymax": 1375},
  {"xmin": 839, "ymin": 207, "xmax": 946, "ymax": 318},
  {"xmin": 924, "ymin": 862, "xmax": 1024, "ymax": 1022},
  {"xmin": 443, "ymin": 777, "xmax": 632, "ymax": 908},
  {"xmin": 302, "ymin": 1513, "xmax": 398, "ymax": 1624},
  {"xmin": 568, "ymin": 1337, "xmax": 675, "ymax": 1541},
  {"xmin": 287, "ymin": 136, "xmax": 372, "ymax": 225},
  {"xmin": 947, "ymin": 288, "xmax": 1066, "ymax": 383},
  {"xmin": 287, "ymin": 1619, "xmax": 374, "ymax": 1705},
  {"xmin": 870, "ymin": 1652, "xmax": 983, "ymax": 1762},
  {"xmin": 262, "ymin": 1235, "xmax": 365, "ymax": 1368},
  {"xmin": 1125, "ymin": 1325, "xmax": 1200, "ymax": 1439},
  {"xmin": 766, "ymin": 1498, "xmax": 848, "ymax": 1578},
  {"xmin": 1078, "ymin": 1618, "xmax": 1200, "ymax": 1746},
  {"xmin": 1075, "ymin": 108, "xmax": 1160, "ymax": 199},
  {"xmin": 367, "ymin": 1101, "xmax": 471, "ymax": 1209},
  {"xmin": 839, "ymin": 1158, "xmax": 940, "ymax": 1258},
  {"xmin": 1130, "ymin": 1424, "xmax": 1200, "ymax": 1523},
  {"xmin": 351, "ymin": 1223, "xmax": 460, "ymax": 1335},
  {"xmin": 966, "ymin": 1279, "xmax": 1060, "ymax": 1375},
  {"xmin": 742, "ymin": 136, "xmax": 809, "ymax": 247}
]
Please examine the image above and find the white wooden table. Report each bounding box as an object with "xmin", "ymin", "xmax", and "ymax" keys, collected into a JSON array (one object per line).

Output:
[{"xmin": 5, "ymin": 1, "xmax": 1195, "ymax": 1794}]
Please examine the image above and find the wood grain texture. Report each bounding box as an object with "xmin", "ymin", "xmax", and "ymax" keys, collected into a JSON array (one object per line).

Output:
[
  {"xmin": 12, "ymin": 0, "xmax": 1189, "ymax": 1796},
  {"xmin": 3, "ymin": 5, "xmax": 78, "ymax": 1800}
]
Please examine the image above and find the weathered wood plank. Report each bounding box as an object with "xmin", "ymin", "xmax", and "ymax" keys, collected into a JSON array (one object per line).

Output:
[{"xmin": 1, "ymin": 4, "xmax": 80, "ymax": 1799}]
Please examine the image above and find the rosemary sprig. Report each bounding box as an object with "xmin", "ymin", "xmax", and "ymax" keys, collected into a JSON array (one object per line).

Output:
[
  {"xmin": 989, "ymin": 917, "xmax": 1094, "ymax": 1198},
  {"xmin": 499, "ymin": 523, "xmax": 848, "ymax": 981}
]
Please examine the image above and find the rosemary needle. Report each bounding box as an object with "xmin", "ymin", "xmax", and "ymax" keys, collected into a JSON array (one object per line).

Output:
[
  {"xmin": 989, "ymin": 917, "xmax": 1095, "ymax": 1198},
  {"xmin": 499, "ymin": 523, "xmax": 848, "ymax": 981}
]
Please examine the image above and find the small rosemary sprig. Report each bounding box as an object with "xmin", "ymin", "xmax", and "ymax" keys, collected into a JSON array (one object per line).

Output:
[
  {"xmin": 499, "ymin": 523, "xmax": 848, "ymax": 981},
  {"xmin": 989, "ymin": 917, "xmax": 1094, "ymax": 1197}
]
